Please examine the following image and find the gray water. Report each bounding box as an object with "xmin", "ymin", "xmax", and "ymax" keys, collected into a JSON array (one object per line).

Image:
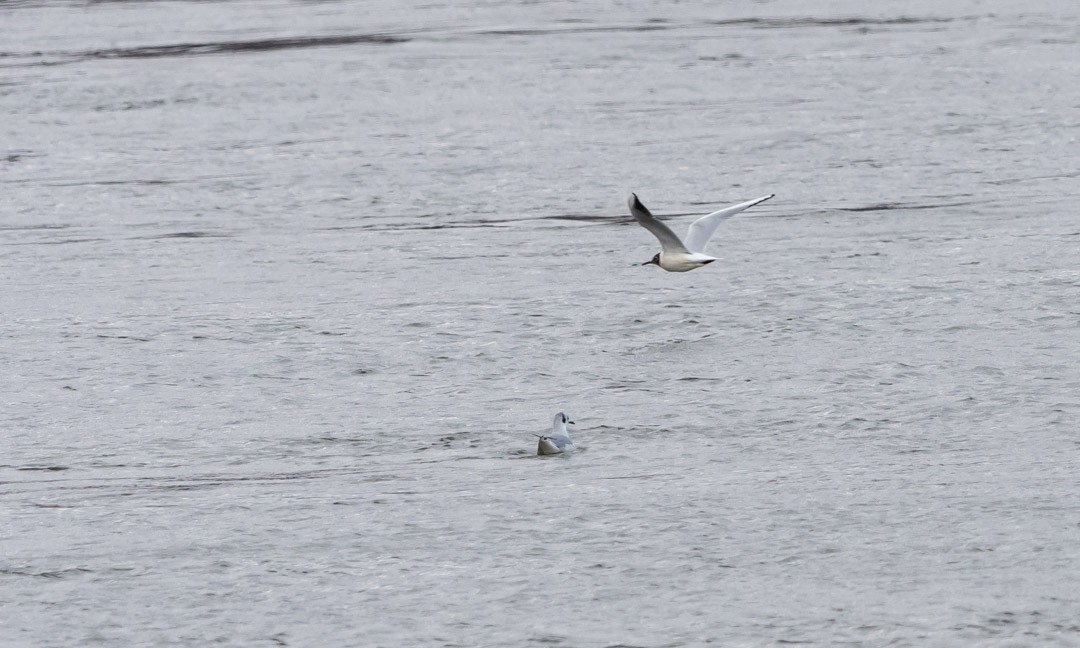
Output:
[{"xmin": 3, "ymin": 0, "xmax": 1080, "ymax": 645}]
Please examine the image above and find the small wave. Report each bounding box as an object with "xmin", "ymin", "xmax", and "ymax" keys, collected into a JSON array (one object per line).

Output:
[
  {"xmin": 0, "ymin": 567, "xmax": 93, "ymax": 580},
  {"xmin": 132, "ymin": 231, "xmax": 232, "ymax": 240},
  {"xmin": 707, "ymin": 16, "xmax": 960, "ymax": 29}
]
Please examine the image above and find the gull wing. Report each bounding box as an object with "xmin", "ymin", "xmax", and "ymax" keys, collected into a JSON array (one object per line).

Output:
[
  {"xmin": 628, "ymin": 193, "xmax": 690, "ymax": 254},
  {"xmin": 534, "ymin": 433, "xmax": 571, "ymax": 449},
  {"xmin": 537, "ymin": 434, "xmax": 573, "ymax": 455},
  {"xmin": 683, "ymin": 194, "xmax": 774, "ymax": 254},
  {"xmin": 546, "ymin": 434, "xmax": 572, "ymax": 450}
]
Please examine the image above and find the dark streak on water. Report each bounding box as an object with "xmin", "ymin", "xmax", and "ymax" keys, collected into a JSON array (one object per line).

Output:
[
  {"xmin": 87, "ymin": 33, "xmax": 409, "ymax": 60},
  {"xmin": 836, "ymin": 200, "xmax": 981, "ymax": 212},
  {"xmin": 1, "ymin": 15, "xmax": 972, "ymax": 68}
]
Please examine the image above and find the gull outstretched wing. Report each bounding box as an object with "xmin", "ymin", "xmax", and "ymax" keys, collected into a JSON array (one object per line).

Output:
[
  {"xmin": 628, "ymin": 193, "xmax": 690, "ymax": 254},
  {"xmin": 683, "ymin": 194, "xmax": 774, "ymax": 254}
]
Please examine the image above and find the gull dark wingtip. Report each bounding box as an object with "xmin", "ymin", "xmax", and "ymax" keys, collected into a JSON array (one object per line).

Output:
[{"xmin": 628, "ymin": 193, "xmax": 651, "ymax": 216}]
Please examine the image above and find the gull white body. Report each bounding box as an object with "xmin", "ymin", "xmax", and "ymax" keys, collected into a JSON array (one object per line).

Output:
[
  {"xmin": 654, "ymin": 250, "xmax": 719, "ymax": 273},
  {"xmin": 628, "ymin": 192, "xmax": 775, "ymax": 272},
  {"xmin": 537, "ymin": 412, "xmax": 574, "ymax": 456}
]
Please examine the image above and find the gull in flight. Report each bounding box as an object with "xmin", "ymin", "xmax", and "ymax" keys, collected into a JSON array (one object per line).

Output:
[
  {"xmin": 536, "ymin": 412, "xmax": 575, "ymax": 456},
  {"xmin": 629, "ymin": 192, "xmax": 774, "ymax": 272}
]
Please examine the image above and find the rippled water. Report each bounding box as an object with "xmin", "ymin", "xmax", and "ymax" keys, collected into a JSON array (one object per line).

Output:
[{"xmin": 3, "ymin": 1, "xmax": 1080, "ymax": 645}]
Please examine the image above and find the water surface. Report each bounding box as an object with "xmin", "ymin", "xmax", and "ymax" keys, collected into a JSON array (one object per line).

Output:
[{"xmin": 3, "ymin": 1, "xmax": 1080, "ymax": 646}]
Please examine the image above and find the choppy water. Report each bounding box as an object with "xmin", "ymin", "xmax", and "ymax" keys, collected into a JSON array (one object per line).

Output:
[{"xmin": 3, "ymin": 0, "xmax": 1080, "ymax": 645}]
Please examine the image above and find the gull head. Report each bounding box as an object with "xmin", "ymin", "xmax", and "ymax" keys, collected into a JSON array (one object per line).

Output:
[
  {"xmin": 553, "ymin": 412, "xmax": 574, "ymax": 427},
  {"xmin": 641, "ymin": 252, "xmax": 661, "ymax": 267}
]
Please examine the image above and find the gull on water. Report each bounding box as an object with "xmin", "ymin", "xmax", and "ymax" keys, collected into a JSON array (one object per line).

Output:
[
  {"xmin": 536, "ymin": 412, "xmax": 575, "ymax": 456},
  {"xmin": 629, "ymin": 192, "xmax": 775, "ymax": 272}
]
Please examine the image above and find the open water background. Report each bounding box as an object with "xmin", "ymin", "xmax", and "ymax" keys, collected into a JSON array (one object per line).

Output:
[{"xmin": 3, "ymin": 0, "xmax": 1080, "ymax": 645}]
